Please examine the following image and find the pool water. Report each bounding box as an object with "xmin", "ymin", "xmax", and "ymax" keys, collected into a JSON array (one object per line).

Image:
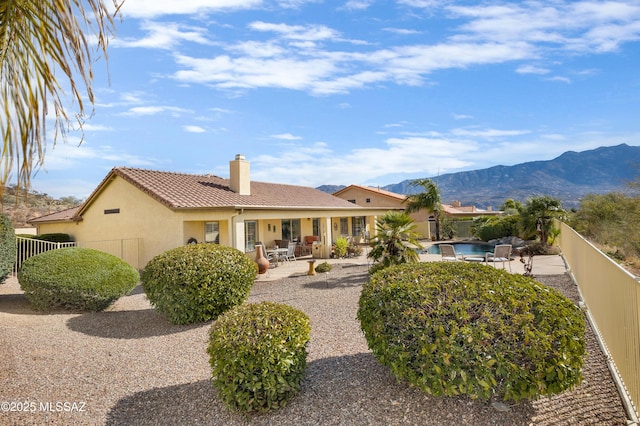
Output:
[{"xmin": 425, "ymin": 243, "xmax": 495, "ymax": 256}]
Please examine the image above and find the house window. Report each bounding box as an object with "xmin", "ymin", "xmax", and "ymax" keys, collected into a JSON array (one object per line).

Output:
[
  {"xmin": 340, "ymin": 217, "xmax": 348, "ymax": 235},
  {"xmin": 204, "ymin": 222, "xmax": 219, "ymax": 244},
  {"xmin": 352, "ymin": 216, "xmax": 365, "ymax": 237},
  {"xmin": 348, "ymin": 199, "xmax": 356, "ymax": 204},
  {"xmin": 245, "ymin": 221, "xmax": 257, "ymax": 251},
  {"xmin": 312, "ymin": 218, "xmax": 320, "ymax": 239},
  {"xmin": 365, "ymin": 198, "xmax": 371, "ymax": 203},
  {"xmin": 281, "ymin": 219, "xmax": 301, "ymax": 242},
  {"xmin": 104, "ymin": 208, "xmax": 120, "ymax": 214}
]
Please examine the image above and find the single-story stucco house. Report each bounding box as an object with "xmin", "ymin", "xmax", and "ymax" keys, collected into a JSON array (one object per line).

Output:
[{"xmin": 29, "ymin": 155, "xmax": 397, "ymax": 269}]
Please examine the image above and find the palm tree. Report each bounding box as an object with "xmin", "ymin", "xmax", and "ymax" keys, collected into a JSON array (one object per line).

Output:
[
  {"xmin": 368, "ymin": 211, "xmax": 423, "ymax": 271},
  {"xmin": 0, "ymin": 0, "xmax": 122, "ymax": 200},
  {"xmin": 403, "ymin": 178, "xmax": 443, "ymax": 240},
  {"xmin": 520, "ymin": 195, "xmax": 566, "ymax": 245}
]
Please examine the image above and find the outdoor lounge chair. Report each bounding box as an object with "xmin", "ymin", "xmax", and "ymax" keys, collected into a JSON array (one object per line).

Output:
[
  {"xmin": 485, "ymin": 244, "xmax": 512, "ymax": 271},
  {"xmin": 439, "ymin": 244, "xmax": 462, "ymax": 261}
]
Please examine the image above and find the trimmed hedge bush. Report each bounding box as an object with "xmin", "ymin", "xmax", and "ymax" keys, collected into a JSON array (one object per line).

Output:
[
  {"xmin": 18, "ymin": 248, "xmax": 139, "ymax": 311},
  {"xmin": 475, "ymin": 215, "xmax": 520, "ymax": 241},
  {"xmin": 0, "ymin": 213, "xmax": 16, "ymax": 283},
  {"xmin": 141, "ymin": 243, "xmax": 256, "ymax": 325},
  {"xmin": 208, "ymin": 302, "xmax": 310, "ymax": 413},
  {"xmin": 358, "ymin": 262, "xmax": 586, "ymax": 402}
]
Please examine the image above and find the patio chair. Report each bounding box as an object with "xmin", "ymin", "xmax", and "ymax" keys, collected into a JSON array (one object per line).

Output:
[
  {"xmin": 440, "ymin": 244, "xmax": 462, "ymax": 261},
  {"xmin": 485, "ymin": 244, "xmax": 512, "ymax": 271},
  {"xmin": 280, "ymin": 242, "xmax": 297, "ymax": 263}
]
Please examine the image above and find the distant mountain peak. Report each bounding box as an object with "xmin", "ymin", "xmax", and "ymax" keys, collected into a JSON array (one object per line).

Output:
[{"xmin": 317, "ymin": 144, "xmax": 640, "ymax": 209}]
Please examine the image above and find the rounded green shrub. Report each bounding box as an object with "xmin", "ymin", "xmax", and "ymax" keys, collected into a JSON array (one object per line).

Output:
[
  {"xmin": 0, "ymin": 213, "xmax": 16, "ymax": 283},
  {"xmin": 208, "ymin": 302, "xmax": 310, "ymax": 413},
  {"xmin": 18, "ymin": 247, "xmax": 139, "ymax": 311},
  {"xmin": 358, "ymin": 262, "xmax": 586, "ymax": 402},
  {"xmin": 315, "ymin": 261, "xmax": 332, "ymax": 273},
  {"xmin": 141, "ymin": 243, "xmax": 256, "ymax": 325}
]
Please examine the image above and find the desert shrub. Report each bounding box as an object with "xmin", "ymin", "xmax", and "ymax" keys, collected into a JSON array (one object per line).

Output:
[
  {"xmin": 474, "ymin": 215, "xmax": 520, "ymax": 241},
  {"xmin": 33, "ymin": 233, "xmax": 73, "ymax": 243},
  {"xmin": 208, "ymin": 302, "xmax": 310, "ymax": 413},
  {"xmin": 315, "ymin": 261, "xmax": 332, "ymax": 273},
  {"xmin": 358, "ymin": 262, "xmax": 585, "ymax": 402},
  {"xmin": 141, "ymin": 243, "xmax": 256, "ymax": 325},
  {"xmin": 334, "ymin": 236, "xmax": 348, "ymax": 258},
  {"xmin": 0, "ymin": 213, "xmax": 16, "ymax": 283},
  {"xmin": 18, "ymin": 248, "xmax": 139, "ymax": 311}
]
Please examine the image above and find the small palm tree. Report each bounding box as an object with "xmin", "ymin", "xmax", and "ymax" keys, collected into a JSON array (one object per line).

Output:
[
  {"xmin": 368, "ymin": 211, "xmax": 423, "ymax": 271},
  {"xmin": 403, "ymin": 178, "xmax": 443, "ymax": 240}
]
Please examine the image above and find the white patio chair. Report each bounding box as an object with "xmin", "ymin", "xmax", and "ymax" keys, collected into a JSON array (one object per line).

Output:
[
  {"xmin": 439, "ymin": 244, "xmax": 462, "ymax": 261},
  {"xmin": 485, "ymin": 244, "xmax": 512, "ymax": 271},
  {"xmin": 280, "ymin": 242, "xmax": 297, "ymax": 263}
]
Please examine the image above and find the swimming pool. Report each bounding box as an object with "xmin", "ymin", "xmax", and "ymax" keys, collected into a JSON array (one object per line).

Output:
[{"xmin": 425, "ymin": 242, "xmax": 495, "ymax": 256}]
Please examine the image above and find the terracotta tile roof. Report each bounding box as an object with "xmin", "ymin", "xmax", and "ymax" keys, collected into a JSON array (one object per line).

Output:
[
  {"xmin": 333, "ymin": 184, "xmax": 406, "ymax": 201},
  {"xmin": 28, "ymin": 206, "xmax": 80, "ymax": 223},
  {"xmin": 93, "ymin": 167, "xmax": 362, "ymax": 210}
]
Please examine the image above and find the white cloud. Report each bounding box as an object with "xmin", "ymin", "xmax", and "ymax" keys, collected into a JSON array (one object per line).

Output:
[
  {"xmin": 342, "ymin": 0, "xmax": 374, "ymax": 11},
  {"xmin": 112, "ymin": 21, "xmax": 211, "ymax": 49},
  {"xmin": 270, "ymin": 133, "xmax": 302, "ymax": 140},
  {"xmin": 183, "ymin": 125, "xmax": 207, "ymax": 133},
  {"xmin": 516, "ymin": 65, "xmax": 550, "ymax": 75},
  {"xmin": 451, "ymin": 128, "xmax": 531, "ymax": 139},
  {"xmin": 121, "ymin": 106, "xmax": 192, "ymax": 116},
  {"xmin": 41, "ymin": 140, "xmax": 158, "ymax": 171},
  {"xmin": 156, "ymin": 2, "xmax": 640, "ymax": 96},
  {"xmin": 452, "ymin": 113, "xmax": 473, "ymax": 120},
  {"xmin": 546, "ymin": 76, "xmax": 572, "ymax": 84},
  {"xmin": 248, "ymin": 21, "xmax": 340, "ymax": 41},
  {"xmin": 118, "ymin": 0, "xmax": 261, "ymax": 19}
]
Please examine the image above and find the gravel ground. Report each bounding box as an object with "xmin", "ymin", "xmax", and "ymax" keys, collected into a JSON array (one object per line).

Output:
[{"xmin": 0, "ymin": 265, "xmax": 629, "ymax": 425}]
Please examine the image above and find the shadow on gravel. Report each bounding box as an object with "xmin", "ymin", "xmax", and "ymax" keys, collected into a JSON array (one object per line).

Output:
[
  {"xmin": 106, "ymin": 352, "xmax": 536, "ymax": 426},
  {"xmin": 0, "ymin": 293, "xmax": 86, "ymax": 316},
  {"xmin": 66, "ymin": 310, "xmax": 207, "ymax": 339},
  {"xmin": 302, "ymin": 265, "xmax": 369, "ymax": 290}
]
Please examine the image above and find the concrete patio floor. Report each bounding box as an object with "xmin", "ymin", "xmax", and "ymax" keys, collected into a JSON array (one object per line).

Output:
[{"xmin": 256, "ymin": 246, "xmax": 568, "ymax": 282}]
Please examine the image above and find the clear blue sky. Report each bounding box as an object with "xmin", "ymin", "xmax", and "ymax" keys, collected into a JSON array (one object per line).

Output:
[{"xmin": 30, "ymin": 0, "xmax": 640, "ymax": 199}]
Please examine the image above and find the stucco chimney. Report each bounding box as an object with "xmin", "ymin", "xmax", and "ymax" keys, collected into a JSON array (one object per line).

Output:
[{"xmin": 229, "ymin": 154, "xmax": 250, "ymax": 195}]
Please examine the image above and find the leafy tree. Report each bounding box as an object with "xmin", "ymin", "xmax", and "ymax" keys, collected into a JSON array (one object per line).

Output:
[
  {"xmin": 368, "ymin": 211, "xmax": 423, "ymax": 271},
  {"xmin": 0, "ymin": 0, "xmax": 122, "ymax": 199},
  {"xmin": 59, "ymin": 196, "xmax": 84, "ymax": 205},
  {"xmin": 500, "ymin": 198, "xmax": 523, "ymax": 215},
  {"xmin": 520, "ymin": 195, "xmax": 566, "ymax": 245},
  {"xmin": 404, "ymin": 178, "xmax": 443, "ymax": 240}
]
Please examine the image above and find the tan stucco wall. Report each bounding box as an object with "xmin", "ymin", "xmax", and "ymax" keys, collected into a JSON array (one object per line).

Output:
[{"xmin": 335, "ymin": 187, "xmax": 405, "ymax": 208}]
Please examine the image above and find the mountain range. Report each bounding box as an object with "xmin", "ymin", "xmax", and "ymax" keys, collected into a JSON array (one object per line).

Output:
[{"xmin": 317, "ymin": 144, "xmax": 640, "ymax": 209}]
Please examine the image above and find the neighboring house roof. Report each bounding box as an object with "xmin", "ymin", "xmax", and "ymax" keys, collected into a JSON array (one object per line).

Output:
[
  {"xmin": 69, "ymin": 167, "xmax": 368, "ymax": 219},
  {"xmin": 333, "ymin": 184, "xmax": 406, "ymax": 202},
  {"xmin": 28, "ymin": 206, "xmax": 80, "ymax": 224}
]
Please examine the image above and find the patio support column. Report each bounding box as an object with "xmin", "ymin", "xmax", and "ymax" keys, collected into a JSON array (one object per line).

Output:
[
  {"xmin": 230, "ymin": 215, "xmax": 245, "ymax": 251},
  {"xmin": 320, "ymin": 217, "xmax": 332, "ymax": 258}
]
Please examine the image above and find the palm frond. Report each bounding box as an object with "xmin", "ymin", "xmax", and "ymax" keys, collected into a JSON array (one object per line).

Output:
[{"xmin": 0, "ymin": 0, "xmax": 122, "ymax": 200}]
